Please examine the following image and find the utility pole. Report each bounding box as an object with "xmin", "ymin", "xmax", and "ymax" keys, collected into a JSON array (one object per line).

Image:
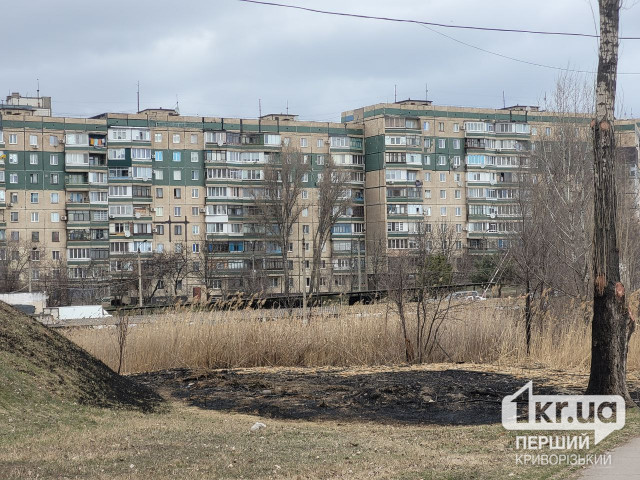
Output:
[
  {"xmin": 28, "ymin": 247, "xmax": 36, "ymax": 293},
  {"xmin": 356, "ymin": 238, "xmax": 362, "ymax": 292},
  {"xmin": 28, "ymin": 258, "xmax": 32, "ymax": 293},
  {"xmin": 137, "ymin": 248, "xmax": 143, "ymax": 307},
  {"xmin": 302, "ymin": 235, "xmax": 307, "ymax": 325},
  {"xmin": 137, "ymin": 81, "xmax": 140, "ymax": 113}
]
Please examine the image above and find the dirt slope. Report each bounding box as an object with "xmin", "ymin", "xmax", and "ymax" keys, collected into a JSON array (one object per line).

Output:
[{"xmin": 0, "ymin": 301, "xmax": 162, "ymax": 411}]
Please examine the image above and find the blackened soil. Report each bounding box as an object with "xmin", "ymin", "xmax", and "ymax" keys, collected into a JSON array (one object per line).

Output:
[{"xmin": 133, "ymin": 365, "xmax": 640, "ymax": 425}]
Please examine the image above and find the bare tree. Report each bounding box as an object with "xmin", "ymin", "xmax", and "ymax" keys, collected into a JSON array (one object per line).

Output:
[
  {"xmin": 310, "ymin": 158, "xmax": 353, "ymax": 299},
  {"xmin": 383, "ymin": 236, "xmax": 456, "ymax": 364},
  {"xmin": 115, "ymin": 312, "xmax": 130, "ymax": 374},
  {"xmin": 587, "ymin": 0, "xmax": 635, "ymax": 402},
  {"xmin": 0, "ymin": 240, "xmax": 35, "ymax": 292},
  {"xmin": 366, "ymin": 232, "xmax": 388, "ymax": 291},
  {"xmin": 251, "ymin": 144, "xmax": 310, "ymax": 303},
  {"xmin": 530, "ymin": 73, "xmax": 594, "ymax": 298}
]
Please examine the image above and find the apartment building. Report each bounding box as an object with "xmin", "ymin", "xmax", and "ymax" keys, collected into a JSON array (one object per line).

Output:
[
  {"xmin": 0, "ymin": 108, "xmax": 365, "ymax": 301},
  {"xmin": 1, "ymin": 96, "xmax": 638, "ymax": 303},
  {"xmin": 341, "ymin": 100, "xmax": 640, "ymax": 259}
]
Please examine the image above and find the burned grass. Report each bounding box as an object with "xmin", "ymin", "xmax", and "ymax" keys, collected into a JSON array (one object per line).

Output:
[{"xmin": 134, "ymin": 363, "xmax": 640, "ymax": 426}]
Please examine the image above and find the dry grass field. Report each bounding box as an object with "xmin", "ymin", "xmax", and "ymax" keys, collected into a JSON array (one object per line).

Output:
[
  {"xmin": 64, "ymin": 297, "xmax": 640, "ymax": 375},
  {"xmin": 4, "ymin": 299, "xmax": 640, "ymax": 479}
]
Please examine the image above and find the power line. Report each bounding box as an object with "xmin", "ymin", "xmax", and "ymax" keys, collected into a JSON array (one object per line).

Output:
[
  {"xmin": 238, "ymin": 0, "xmax": 640, "ymax": 75},
  {"xmin": 237, "ymin": 0, "xmax": 640, "ymax": 40},
  {"xmin": 418, "ymin": 24, "xmax": 614, "ymax": 75}
]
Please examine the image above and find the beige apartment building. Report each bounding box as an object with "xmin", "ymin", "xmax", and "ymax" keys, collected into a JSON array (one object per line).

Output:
[{"xmin": 0, "ymin": 95, "xmax": 638, "ymax": 304}]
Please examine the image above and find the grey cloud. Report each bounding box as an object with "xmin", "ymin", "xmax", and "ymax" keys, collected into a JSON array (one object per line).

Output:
[{"xmin": 2, "ymin": 0, "xmax": 639, "ymax": 120}]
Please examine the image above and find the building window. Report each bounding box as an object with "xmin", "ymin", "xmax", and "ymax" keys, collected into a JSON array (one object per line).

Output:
[
  {"xmin": 156, "ymin": 207, "xmax": 164, "ymax": 217},
  {"xmin": 31, "ymin": 212, "xmax": 39, "ymax": 223},
  {"xmin": 154, "ymin": 133, "xmax": 162, "ymax": 142},
  {"xmin": 10, "ymin": 212, "xmax": 18, "ymax": 222},
  {"xmin": 301, "ymin": 190, "xmax": 308, "ymax": 199},
  {"xmin": 317, "ymin": 139, "xmax": 324, "ymax": 148},
  {"xmin": 50, "ymin": 154, "xmax": 58, "ymax": 165},
  {"xmin": 154, "ymin": 169, "xmax": 163, "ymax": 180},
  {"xmin": 30, "ymin": 192, "xmax": 39, "ymax": 203},
  {"xmin": 50, "ymin": 173, "xmax": 59, "ymax": 185},
  {"xmin": 439, "ymin": 173, "xmax": 446, "ymax": 182},
  {"xmin": 438, "ymin": 122, "xmax": 445, "ymax": 132},
  {"xmin": 156, "ymin": 188, "xmax": 163, "ymax": 198},
  {"xmin": 191, "ymin": 152, "xmax": 199, "ymax": 162},
  {"xmin": 173, "ymin": 170, "xmax": 182, "ymax": 181},
  {"xmin": 174, "ymin": 225, "xmax": 182, "ymax": 235},
  {"xmin": 155, "ymin": 151, "xmax": 163, "ymax": 162},
  {"xmin": 190, "ymin": 134, "xmax": 198, "ymax": 144},
  {"xmin": 29, "ymin": 135, "xmax": 38, "ymax": 146},
  {"xmin": 425, "ymin": 189, "xmax": 431, "ymax": 199},
  {"xmin": 440, "ymin": 207, "xmax": 447, "ymax": 216},
  {"xmin": 174, "ymin": 207, "xmax": 181, "ymax": 217},
  {"xmin": 302, "ymin": 208, "xmax": 308, "ymax": 217},
  {"xmin": 191, "ymin": 188, "xmax": 199, "ymax": 198},
  {"xmin": 173, "ymin": 134, "xmax": 180, "ymax": 144},
  {"xmin": 30, "ymin": 154, "xmax": 38, "ymax": 165},
  {"xmin": 174, "ymin": 188, "xmax": 181, "ymax": 199},
  {"xmin": 30, "ymin": 173, "xmax": 39, "ymax": 184},
  {"xmin": 51, "ymin": 212, "xmax": 59, "ymax": 222},
  {"xmin": 9, "ymin": 173, "xmax": 18, "ymax": 184},
  {"xmin": 52, "ymin": 250, "xmax": 60, "ymax": 259},
  {"xmin": 31, "ymin": 232, "xmax": 39, "ymax": 243},
  {"xmin": 453, "ymin": 123, "xmax": 460, "ymax": 133},
  {"xmin": 440, "ymin": 190, "xmax": 446, "ymax": 199},
  {"xmin": 438, "ymin": 138, "xmax": 446, "ymax": 149},
  {"xmin": 455, "ymin": 207, "xmax": 462, "ymax": 216},
  {"xmin": 50, "ymin": 192, "xmax": 59, "ymax": 204},
  {"xmin": 191, "ymin": 207, "xmax": 199, "ymax": 216},
  {"xmin": 9, "ymin": 153, "xmax": 18, "ymax": 164},
  {"xmin": 173, "ymin": 151, "xmax": 181, "ymax": 162},
  {"xmin": 300, "ymin": 137, "xmax": 308, "ymax": 147},
  {"xmin": 191, "ymin": 170, "xmax": 199, "ymax": 180}
]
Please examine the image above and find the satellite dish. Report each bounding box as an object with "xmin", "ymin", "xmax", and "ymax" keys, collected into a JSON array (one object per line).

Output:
[{"xmin": 124, "ymin": 231, "xmax": 131, "ymax": 238}]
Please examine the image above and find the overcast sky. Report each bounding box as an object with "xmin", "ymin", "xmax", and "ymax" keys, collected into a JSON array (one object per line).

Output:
[{"xmin": 3, "ymin": 0, "xmax": 640, "ymax": 121}]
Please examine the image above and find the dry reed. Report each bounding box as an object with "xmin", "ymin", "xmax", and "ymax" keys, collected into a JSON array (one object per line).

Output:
[{"xmin": 63, "ymin": 298, "xmax": 640, "ymax": 375}]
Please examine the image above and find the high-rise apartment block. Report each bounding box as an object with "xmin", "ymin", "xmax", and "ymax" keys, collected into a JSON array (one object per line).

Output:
[{"xmin": 1, "ymin": 95, "xmax": 638, "ymax": 302}]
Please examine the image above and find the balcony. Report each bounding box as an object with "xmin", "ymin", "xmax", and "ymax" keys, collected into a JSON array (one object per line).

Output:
[
  {"xmin": 67, "ymin": 194, "xmax": 90, "ymax": 204},
  {"xmin": 89, "ymin": 134, "xmax": 106, "ymax": 148},
  {"xmin": 89, "ymin": 154, "xmax": 107, "ymax": 167}
]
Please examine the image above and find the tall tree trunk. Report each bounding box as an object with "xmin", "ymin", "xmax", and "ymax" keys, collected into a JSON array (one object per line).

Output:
[
  {"xmin": 525, "ymin": 277, "xmax": 532, "ymax": 356},
  {"xmin": 587, "ymin": 0, "xmax": 635, "ymax": 403}
]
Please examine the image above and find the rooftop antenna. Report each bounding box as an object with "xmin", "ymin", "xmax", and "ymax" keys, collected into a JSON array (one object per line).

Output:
[
  {"xmin": 502, "ymin": 91, "xmax": 506, "ymax": 108},
  {"xmin": 37, "ymin": 78, "xmax": 40, "ymax": 107},
  {"xmin": 425, "ymin": 82, "xmax": 428, "ymax": 101},
  {"xmin": 137, "ymin": 81, "xmax": 140, "ymax": 113},
  {"xmin": 175, "ymin": 94, "xmax": 180, "ymax": 114},
  {"xmin": 394, "ymin": 84, "xmax": 397, "ymax": 102},
  {"xmin": 286, "ymin": 100, "xmax": 289, "ymax": 115},
  {"xmin": 259, "ymin": 98, "xmax": 262, "ymax": 118}
]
